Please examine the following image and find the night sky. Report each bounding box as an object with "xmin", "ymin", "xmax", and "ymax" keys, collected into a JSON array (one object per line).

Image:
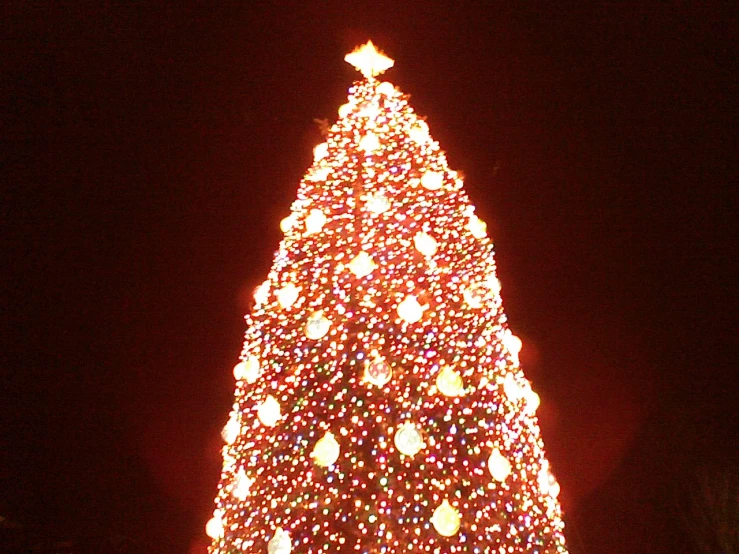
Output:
[{"xmin": 2, "ymin": 2, "xmax": 736, "ymax": 553}]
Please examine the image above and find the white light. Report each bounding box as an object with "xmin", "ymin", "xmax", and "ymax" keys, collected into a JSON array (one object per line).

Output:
[
  {"xmin": 409, "ymin": 121, "xmax": 430, "ymax": 143},
  {"xmin": 366, "ymin": 193, "xmax": 391, "ymax": 214},
  {"xmin": 488, "ymin": 448, "xmax": 512, "ymax": 482},
  {"xmin": 397, "ymin": 295, "xmax": 426, "ymax": 324},
  {"xmin": 257, "ymin": 395, "xmax": 281, "ymax": 427},
  {"xmin": 348, "ymin": 251, "xmax": 377, "ymax": 278},
  {"xmin": 503, "ymin": 329, "xmax": 523, "ymax": 355},
  {"xmin": 253, "ymin": 280, "xmax": 270, "ymax": 306},
  {"xmin": 311, "ymin": 431, "xmax": 340, "ymax": 467},
  {"xmin": 276, "ymin": 283, "xmax": 300, "ymax": 309},
  {"xmin": 524, "ymin": 387, "xmax": 541, "ymax": 414},
  {"xmin": 394, "ymin": 423, "xmax": 424, "ymax": 456},
  {"xmin": 466, "ymin": 215, "xmax": 487, "ymax": 238},
  {"xmin": 413, "ymin": 231, "xmax": 438, "ymax": 257},
  {"xmin": 503, "ymin": 373, "xmax": 523, "ymax": 403},
  {"xmin": 359, "ymin": 132, "xmax": 381, "ymax": 153},
  {"xmin": 205, "ymin": 511, "xmax": 224, "ymax": 539},
  {"xmin": 538, "ymin": 464, "xmax": 561, "ymax": 498},
  {"xmin": 463, "ymin": 285, "xmax": 485, "ymax": 309},
  {"xmin": 431, "ymin": 500, "xmax": 461, "ymax": 537},
  {"xmin": 305, "ymin": 310, "xmax": 331, "ymax": 340},
  {"xmin": 364, "ymin": 352, "xmax": 392, "ymax": 386},
  {"xmin": 304, "ymin": 209, "xmax": 327, "ymax": 235},
  {"xmin": 233, "ymin": 355, "xmax": 260, "ymax": 383},
  {"xmin": 313, "ymin": 142, "xmax": 328, "ymax": 161},
  {"xmin": 268, "ymin": 527, "xmax": 292, "ymax": 554},
  {"xmin": 308, "ymin": 166, "xmax": 331, "ymax": 182},
  {"xmin": 280, "ymin": 214, "xmax": 296, "ymax": 233},
  {"xmin": 221, "ymin": 413, "xmax": 240, "ymax": 444},
  {"xmin": 436, "ymin": 366, "xmax": 464, "ymax": 397},
  {"xmin": 421, "ymin": 170, "xmax": 444, "ymax": 190},
  {"xmin": 232, "ymin": 469, "xmax": 254, "ymax": 500}
]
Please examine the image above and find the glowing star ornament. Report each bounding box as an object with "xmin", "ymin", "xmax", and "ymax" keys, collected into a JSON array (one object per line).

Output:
[
  {"xmin": 205, "ymin": 510, "xmax": 224, "ymax": 539},
  {"xmin": 359, "ymin": 132, "xmax": 381, "ymax": 153},
  {"xmin": 364, "ymin": 352, "xmax": 392, "ymax": 386},
  {"xmin": 397, "ymin": 295, "xmax": 427, "ymax": 324},
  {"xmin": 305, "ymin": 310, "xmax": 331, "ymax": 339},
  {"xmin": 366, "ymin": 192, "xmax": 391, "ymax": 214},
  {"xmin": 232, "ymin": 469, "xmax": 254, "ymax": 500},
  {"xmin": 311, "ymin": 431, "xmax": 340, "ymax": 467},
  {"xmin": 413, "ymin": 231, "xmax": 438, "ymax": 257},
  {"xmin": 233, "ymin": 355, "xmax": 260, "ymax": 383},
  {"xmin": 431, "ymin": 500, "xmax": 461, "ymax": 537},
  {"xmin": 394, "ymin": 423, "xmax": 425, "ymax": 456},
  {"xmin": 304, "ymin": 209, "xmax": 327, "ymax": 235},
  {"xmin": 313, "ymin": 142, "xmax": 328, "ymax": 161},
  {"xmin": 276, "ymin": 283, "xmax": 300, "ymax": 309},
  {"xmin": 436, "ymin": 366, "xmax": 464, "ymax": 397},
  {"xmin": 488, "ymin": 448, "xmax": 513, "ymax": 482},
  {"xmin": 421, "ymin": 170, "xmax": 444, "ymax": 190},
  {"xmin": 466, "ymin": 214, "xmax": 488, "ymax": 239},
  {"xmin": 344, "ymin": 40, "xmax": 395, "ymax": 78},
  {"xmin": 257, "ymin": 395, "xmax": 281, "ymax": 427},
  {"xmin": 348, "ymin": 251, "xmax": 377, "ymax": 278},
  {"xmin": 268, "ymin": 528, "xmax": 292, "ymax": 554}
]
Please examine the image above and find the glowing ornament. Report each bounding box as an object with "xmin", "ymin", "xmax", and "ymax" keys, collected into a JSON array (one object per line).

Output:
[
  {"xmin": 221, "ymin": 413, "xmax": 240, "ymax": 445},
  {"xmin": 463, "ymin": 284, "xmax": 486, "ymax": 309},
  {"xmin": 436, "ymin": 366, "xmax": 464, "ymax": 397},
  {"xmin": 276, "ymin": 283, "xmax": 300, "ymax": 309},
  {"xmin": 431, "ymin": 500, "xmax": 461, "ymax": 537},
  {"xmin": 524, "ymin": 387, "xmax": 541, "ymax": 414},
  {"xmin": 466, "ymin": 215, "xmax": 487, "ymax": 238},
  {"xmin": 313, "ymin": 142, "xmax": 328, "ymax": 161},
  {"xmin": 348, "ymin": 251, "xmax": 377, "ymax": 278},
  {"xmin": 304, "ymin": 209, "xmax": 327, "ymax": 235},
  {"xmin": 503, "ymin": 373, "xmax": 523, "ymax": 403},
  {"xmin": 394, "ymin": 423, "xmax": 424, "ymax": 456},
  {"xmin": 397, "ymin": 295, "xmax": 426, "ymax": 324},
  {"xmin": 409, "ymin": 121, "xmax": 430, "ymax": 143},
  {"xmin": 205, "ymin": 510, "xmax": 224, "ymax": 539},
  {"xmin": 538, "ymin": 464, "xmax": 561, "ymax": 498},
  {"xmin": 488, "ymin": 448, "xmax": 513, "ymax": 482},
  {"xmin": 233, "ymin": 355, "xmax": 260, "ymax": 383},
  {"xmin": 359, "ymin": 132, "xmax": 381, "ymax": 153},
  {"xmin": 305, "ymin": 310, "xmax": 331, "ymax": 340},
  {"xmin": 344, "ymin": 40, "xmax": 395, "ymax": 78},
  {"xmin": 413, "ymin": 231, "xmax": 438, "ymax": 257},
  {"xmin": 366, "ymin": 193, "xmax": 391, "ymax": 214},
  {"xmin": 268, "ymin": 527, "xmax": 292, "ymax": 554},
  {"xmin": 421, "ymin": 170, "xmax": 444, "ymax": 191},
  {"xmin": 253, "ymin": 280, "xmax": 270, "ymax": 306},
  {"xmin": 280, "ymin": 214, "xmax": 296, "ymax": 233},
  {"xmin": 232, "ymin": 469, "xmax": 254, "ymax": 500},
  {"xmin": 311, "ymin": 431, "xmax": 340, "ymax": 467},
  {"xmin": 257, "ymin": 395, "xmax": 281, "ymax": 427},
  {"xmin": 309, "ymin": 166, "xmax": 331, "ymax": 182},
  {"xmin": 338, "ymin": 102, "xmax": 352, "ymax": 118},
  {"xmin": 503, "ymin": 329, "xmax": 523, "ymax": 355},
  {"xmin": 376, "ymin": 81, "xmax": 396, "ymax": 96},
  {"xmin": 364, "ymin": 352, "xmax": 392, "ymax": 386}
]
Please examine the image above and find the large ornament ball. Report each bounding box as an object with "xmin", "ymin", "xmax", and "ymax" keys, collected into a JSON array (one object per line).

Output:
[
  {"xmin": 348, "ymin": 251, "xmax": 377, "ymax": 278},
  {"xmin": 232, "ymin": 469, "xmax": 254, "ymax": 500},
  {"xmin": 257, "ymin": 395, "xmax": 281, "ymax": 427},
  {"xmin": 431, "ymin": 500, "xmax": 461, "ymax": 537},
  {"xmin": 359, "ymin": 132, "xmax": 381, "ymax": 153},
  {"xmin": 338, "ymin": 103, "xmax": 352, "ymax": 118},
  {"xmin": 414, "ymin": 232, "xmax": 438, "ymax": 257},
  {"xmin": 221, "ymin": 413, "xmax": 240, "ymax": 445},
  {"xmin": 305, "ymin": 310, "xmax": 331, "ymax": 340},
  {"xmin": 421, "ymin": 170, "xmax": 444, "ymax": 191},
  {"xmin": 488, "ymin": 448, "xmax": 513, "ymax": 482},
  {"xmin": 304, "ymin": 209, "xmax": 327, "ymax": 235},
  {"xmin": 397, "ymin": 295, "xmax": 426, "ymax": 324},
  {"xmin": 394, "ymin": 423, "xmax": 425, "ymax": 457},
  {"xmin": 376, "ymin": 81, "xmax": 396, "ymax": 96},
  {"xmin": 268, "ymin": 527, "xmax": 292, "ymax": 554},
  {"xmin": 313, "ymin": 142, "xmax": 328, "ymax": 161},
  {"xmin": 205, "ymin": 511, "xmax": 224, "ymax": 539},
  {"xmin": 233, "ymin": 355, "xmax": 260, "ymax": 383},
  {"xmin": 276, "ymin": 283, "xmax": 300, "ymax": 309},
  {"xmin": 311, "ymin": 431, "xmax": 341, "ymax": 467},
  {"xmin": 365, "ymin": 354, "xmax": 392, "ymax": 386},
  {"xmin": 436, "ymin": 366, "xmax": 464, "ymax": 397}
]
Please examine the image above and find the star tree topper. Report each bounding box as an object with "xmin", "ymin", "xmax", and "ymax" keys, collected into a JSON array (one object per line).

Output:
[{"xmin": 344, "ymin": 40, "xmax": 395, "ymax": 78}]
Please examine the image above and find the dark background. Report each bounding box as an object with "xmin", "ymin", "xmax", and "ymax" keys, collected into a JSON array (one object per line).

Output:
[{"xmin": 2, "ymin": 2, "xmax": 736, "ymax": 553}]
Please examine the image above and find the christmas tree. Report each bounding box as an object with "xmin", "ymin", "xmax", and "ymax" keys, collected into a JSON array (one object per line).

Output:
[{"xmin": 207, "ymin": 42, "xmax": 569, "ymax": 554}]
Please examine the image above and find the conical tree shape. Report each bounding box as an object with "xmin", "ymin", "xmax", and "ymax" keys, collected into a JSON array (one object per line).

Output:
[{"xmin": 208, "ymin": 42, "xmax": 569, "ymax": 554}]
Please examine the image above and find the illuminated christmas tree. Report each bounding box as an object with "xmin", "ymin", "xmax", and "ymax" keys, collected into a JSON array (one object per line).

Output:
[{"xmin": 207, "ymin": 42, "xmax": 569, "ymax": 554}]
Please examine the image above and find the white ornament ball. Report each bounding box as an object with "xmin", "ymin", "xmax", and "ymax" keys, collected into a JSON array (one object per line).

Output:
[
  {"xmin": 409, "ymin": 121, "xmax": 430, "ymax": 143},
  {"xmin": 304, "ymin": 209, "xmax": 327, "ymax": 235},
  {"xmin": 413, "ymin": 231, "xmax": 438, "ymax": 257},
  {"xmin": 305, "ymin": 310, "xmax": 331, "ymax": 340},
  {"xmin": 232, "ymin": 469, "xmax": 254, "ymax": 500},
  {"xmin": 257, "ymin": 395, "xmax": 281, "ymax": 427},
  {"xmin": 233, "ymin": 355, "xmax": 260, "ymax": 383},
  {"xmin": 221, "ymin": 413, "xmax": 240, "ymax": 445},
  {"xmin": 268, "ymin": 527, "xmax": 292, "ymax": 554},
  {"xmin": 364, "ymin": 353, "xmax": 392, "ymax": 386},
  {"xmin": 205, "ymin": 511, "xmax": 224, "ymax": 539},
  {"xmin": 397, "ymin": 295, "xmax": 426, "ymax": 324},
  {"xmin": 276, "ymin": 283, "xmax": 300, "ymax": 309},
  {"xmin": 359, "ymin": 132, "xmax": 381, "ymax": 153},
  {"xmin": 431, "ymin": 500, "xmax": 461, "ymax": 537},
  {"xmin": 394, "ymin": 423, "xmax": 425, "ymax": 457},
  {"xmin": 436, "ymin": 366, "xmax": 464, "ymax": 397},
  {"xmin": 376, "ymin": 81, "xmax": 396, "ymax": 96},
  {"xmin": 313, "ymin": 142, "xmax": 328, "ymax": 161},
  {"xmin": 311, "ymin": 431, "xmax": 340, "ymax": 467},
  {"xmin": 348, "ymin": 251, "xmax": 377, "ymax": 278},
  {"xmin": 338, "ymin": 103, "xmax": 352, "ymax": 118},
  {"xmin": 366, "ymin": 193, "xmax": 391, "ymax": 215},
  {"xmin": 466, "ymin": 215, "xmax": 487, "ymax": 239},
  {"xmin": 488, "ymin": 448, "xmax": 513, "ymax": 482},
  {"xmin": 421, "ymin": 170, "xmax": 444, "ymax": 190},
  {"xmin": 253, "ymin": 280, "xmax": 270, "ymax": 306}
]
